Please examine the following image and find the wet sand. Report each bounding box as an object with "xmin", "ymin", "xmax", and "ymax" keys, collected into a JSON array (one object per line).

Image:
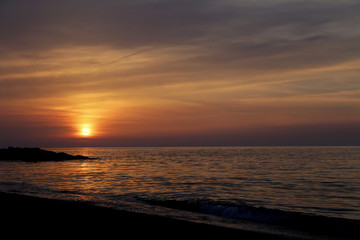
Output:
[{"xmin": 1, "ymin": 192, "xmax": 291, "ymax": 239}]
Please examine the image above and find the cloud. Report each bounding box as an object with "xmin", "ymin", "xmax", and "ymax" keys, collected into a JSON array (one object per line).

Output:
[
  {"xmin": 1, "ymin": 0, "xmax": 359, "ymax": 50},
  {"xmin": 0, "ymin": 0, "xmax": 232, "ymax": 51},
  {"xmin": 1, "ymin": 0, "xmax": 359, "ymax": 77}
]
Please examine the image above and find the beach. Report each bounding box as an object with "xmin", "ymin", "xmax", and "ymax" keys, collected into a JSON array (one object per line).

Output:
[{"xmin": 1, "ymin": 192, "xmax": 288, "ymax": 239}]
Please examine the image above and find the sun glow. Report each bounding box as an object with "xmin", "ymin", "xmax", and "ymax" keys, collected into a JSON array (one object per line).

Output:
[
  {"xmin": 76, "ymin": 123, "xmax": 96, "ymax": 138},
  {"xmin": 81, "ymin": 128, "xmax": 91, "ymax": 136}
]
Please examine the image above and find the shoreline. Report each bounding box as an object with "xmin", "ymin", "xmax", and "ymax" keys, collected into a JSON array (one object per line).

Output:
[{"xmin": 1, "ymin": 192, "xmax": 297, "ymax": 239}]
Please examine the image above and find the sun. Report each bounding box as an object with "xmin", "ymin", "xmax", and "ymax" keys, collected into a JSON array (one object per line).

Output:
[{"xmin": 81, "ymin": 128, "xmax": 91, "ymax": 136}]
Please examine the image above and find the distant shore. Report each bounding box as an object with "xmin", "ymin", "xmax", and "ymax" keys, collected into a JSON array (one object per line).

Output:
[
  {"xmin": 0, "ymin": 147, "xmax": 92, "ymax": 162},
  {"xmin": 0, "ymin": 192, "xmax": 293, "ymax": 239}
]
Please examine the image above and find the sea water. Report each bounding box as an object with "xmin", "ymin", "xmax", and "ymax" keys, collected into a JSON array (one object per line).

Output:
[{"xmin": 1, "ymin": 146, "xmax": 359, "ymax": 237}]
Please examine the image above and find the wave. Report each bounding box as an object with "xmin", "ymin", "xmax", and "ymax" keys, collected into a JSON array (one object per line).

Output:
[
  {"xmin": 143, "ymin": 198, "xmax": 360, "ymax": 239},
  {"xmin": 0, "ymin": 181, "xmax": 35, "ymax": 192}
]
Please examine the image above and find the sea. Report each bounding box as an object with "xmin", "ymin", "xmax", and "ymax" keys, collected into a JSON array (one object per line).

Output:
[{"xmin": 1, "ymin": 146, "xmax": 359, "ymax": 239}]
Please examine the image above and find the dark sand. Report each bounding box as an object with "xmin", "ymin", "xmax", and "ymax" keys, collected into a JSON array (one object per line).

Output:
[{"xmin": 1, "ymin": 192, "xmax": 294, "ymax": 239}]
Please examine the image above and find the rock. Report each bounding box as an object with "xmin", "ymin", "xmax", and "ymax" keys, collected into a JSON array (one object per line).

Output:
[{"xmin": 0, "ymin": 147, "xmax": 92, "ymax": 162}]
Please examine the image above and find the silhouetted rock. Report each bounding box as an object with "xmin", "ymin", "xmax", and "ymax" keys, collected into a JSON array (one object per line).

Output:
[{"xmin": 0, "ymin": 147, "xmax": 92, "ymax": 162}]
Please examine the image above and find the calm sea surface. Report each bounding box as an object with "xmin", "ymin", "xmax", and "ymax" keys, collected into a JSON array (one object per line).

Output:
[{"xmin": 1, "ymin": 146, "xmax": 360, "ymax": 235}]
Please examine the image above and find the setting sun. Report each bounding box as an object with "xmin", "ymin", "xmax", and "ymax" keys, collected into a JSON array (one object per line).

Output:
[{"xmin": 82, "ymin": 128, "xmax": 91, "ymax": 136}]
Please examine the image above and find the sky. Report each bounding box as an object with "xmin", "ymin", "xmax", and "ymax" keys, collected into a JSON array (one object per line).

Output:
[{"xmin": 1, "ymin": 0, "xmax": 360, "ymax": 147}]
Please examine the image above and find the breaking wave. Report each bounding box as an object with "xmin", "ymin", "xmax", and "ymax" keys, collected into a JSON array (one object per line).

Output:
[{"xmin": 143, "ymin": 198, "xmax": 360, "ymax": 238}]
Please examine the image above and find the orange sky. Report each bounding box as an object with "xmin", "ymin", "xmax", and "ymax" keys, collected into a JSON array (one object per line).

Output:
[{"xmin": 1, "ymin": 0, "xmax": 360, "ymax": 147}]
